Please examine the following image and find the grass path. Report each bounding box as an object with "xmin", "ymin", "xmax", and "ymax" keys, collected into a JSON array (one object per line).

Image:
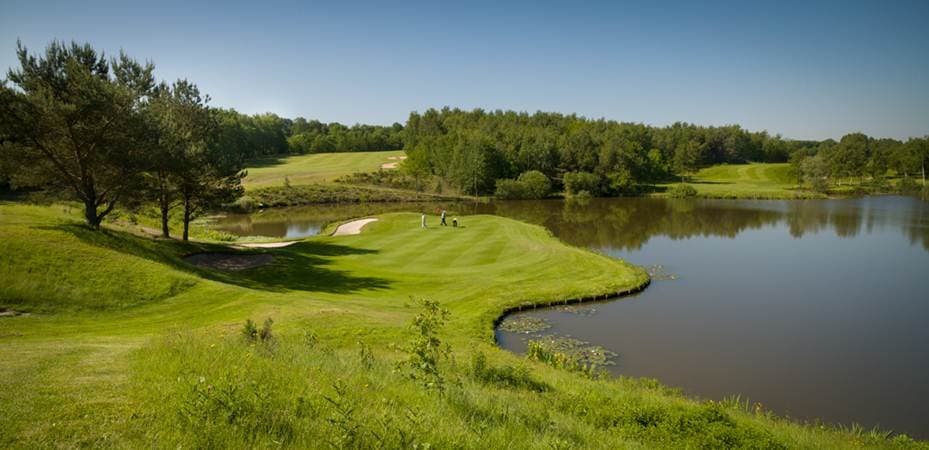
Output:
[{"xmin": 243, "ymin": 150, "xmax": 405, "ymax": 189}]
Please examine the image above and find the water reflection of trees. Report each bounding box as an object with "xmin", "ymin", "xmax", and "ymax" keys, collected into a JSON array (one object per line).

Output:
[
  {"xmin": 214, "ymin": 197, "xmax": 929, "ymax": 252},
  {"xmin": 469, "ymin": 197, "xmax": 929, "ymax": 252},
  {"xmin": 214, "ymin": 202, "xmax": 452, "ymax": 237}
]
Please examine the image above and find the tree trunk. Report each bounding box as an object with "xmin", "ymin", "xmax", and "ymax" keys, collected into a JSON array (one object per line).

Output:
[
  {"xmin": 159, "ymin": 194, "xmax": 171, "ymax": 239},
  {"xmin": 182, "ymin": 195, "xmax": 191, "ymax": 241},
  {"xmin": 84, "ymin": 197, "xmax": 101, "ymax": 229}
]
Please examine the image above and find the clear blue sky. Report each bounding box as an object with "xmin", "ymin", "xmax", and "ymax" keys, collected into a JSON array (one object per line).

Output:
[{"xmin": 2, "ymin": 0, "xmax": 928, "ymax": 140}]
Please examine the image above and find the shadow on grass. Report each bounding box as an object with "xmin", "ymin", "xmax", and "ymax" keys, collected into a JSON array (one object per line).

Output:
[
  {"xmin": 48, "ymin": 223, "xmax": 391, "ymax": 295},
  {"xmin": 232, "ymin": 241, "xmax": 391, "ymax": 293},
  {"xmin": 687, "ymin": 180, "xmax": 732, "ymax": 185},
  {"xmin": 245, "ymin": 155, "xmax": 288, "ymax": 169}
]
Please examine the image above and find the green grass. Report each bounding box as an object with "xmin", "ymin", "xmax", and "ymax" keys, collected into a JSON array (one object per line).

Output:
[
  {"xmin": 244, "ymin": 150, "xmax": 406, "ymax": 189},
  {"xmin": 0, "ymin": 202, "xmax": 923, "ymax": 448},
  {"xmin": 657, "ymin": 163, "xmax": 822, "ymax": 199}
]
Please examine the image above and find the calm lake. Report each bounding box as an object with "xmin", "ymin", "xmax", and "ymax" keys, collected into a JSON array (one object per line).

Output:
[{"xmin": 213, "ymin": 196, "xmax": 929, "ymax": 438}]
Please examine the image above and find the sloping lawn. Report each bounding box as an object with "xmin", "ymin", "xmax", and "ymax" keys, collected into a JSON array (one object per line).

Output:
[
  {"xmin": 0, "ymin": 203, "xmax": 919, "ymax": 448},
  {"xmin": 244, "ymin": 150, "xmax": 405, "ymax": 189}
]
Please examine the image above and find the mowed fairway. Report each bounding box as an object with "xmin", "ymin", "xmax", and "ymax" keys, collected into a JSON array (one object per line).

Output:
[
  {"xmin": 662, "ymin": 163, "xmax": 817, "ymax": 199},
  {"xmin": 243, "ymin": 150, "xmax": 405, "ymax": 189}
]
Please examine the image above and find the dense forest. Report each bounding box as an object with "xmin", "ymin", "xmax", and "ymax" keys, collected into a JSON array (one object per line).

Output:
[
  {"xmin": 402, "ymin": 108, "xmax": 929, "ymax": 197},
  {"xmin": 209, "ymin": 110, "xmax": 404, "ymax": 159}
]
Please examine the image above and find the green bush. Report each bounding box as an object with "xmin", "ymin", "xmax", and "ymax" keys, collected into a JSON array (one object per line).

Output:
[
  {"xmin": 517, "ymin": 170, "xmax": 551, "ymax": 199},
  {"xmin": 494, "ymin": 179, "xmax": 528, "ymax": 199},
  {"xmin": 494, "ymin": 171, "xmax": 552, "ymax": 200},
  {"xmin": 572, "ymin": 190, "xmax": 593, "ymax": 201},
  {"xmin": 231, "ymin": 195, "xmax": 259, "ymax": 213},
  {"xmin": 563, "ymin": 171, "xmax": 601, "ymax": 197},
  {"xmin": 667, "ymin": 183, "xmax": 698, "ymax": 198},
  {"xmin": 898, "ymin": 176, "xmax": 920, "ymax": 194}
]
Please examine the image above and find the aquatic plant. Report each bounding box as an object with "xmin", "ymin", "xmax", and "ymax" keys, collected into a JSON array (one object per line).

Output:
[
  {"xmin": 526, "ymin": 335, "xmax": 616, "ymax": 377},
  {"xmin": 499, "ymin": 315, "xmax": 552, "ymax": 334}
]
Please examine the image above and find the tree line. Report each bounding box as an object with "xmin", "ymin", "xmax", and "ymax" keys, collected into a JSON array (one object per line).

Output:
[
  {"xmin": 0, "ymin": 41, "xmax": 406, "ymax": 234},
  {"xmin": 0, "ymin": 41, "xmax": 246, "ymax": 237},
  {"xmin": 790, "ymin": 133, "xmax": 928, "ymax": 193},
  {"xmin": 212, "ymin": 111, "xmax": 405, "ymax": 158},
  {"xmin": 3, "ymin": 40, "xmax": 926, "ymax": 233},
  {"xmin": 402, "ymin": 108, "xmax": 928, "ymax": 196}
]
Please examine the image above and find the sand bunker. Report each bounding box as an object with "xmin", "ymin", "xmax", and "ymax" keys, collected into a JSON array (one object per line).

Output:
[
  {"xmin": 184, "ymin": 253, "xmax": 274, "ymax": 271},
  {"xmin": 235, "ymin": 241, "xmax": 298, "ymax": 249},
  {"xmin": 380, "ymin": 162, "xmax": 399, "ymax": 169},
  {"xmin": 332, "ymin": 218, "xmax": 378, "ymax": 236}
]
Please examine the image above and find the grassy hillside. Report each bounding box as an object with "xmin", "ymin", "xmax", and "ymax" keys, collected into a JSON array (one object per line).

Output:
[
  {"xmin": 659, "ymin": 163, "xmax": 821, "ymax": 199},
  {"xmin": 244, "ymin": 150, "xmax": 406, "ymax": 189},
  {"xmin": 0, "ymin": 203, "xmax": 922, "ymax": 448}
]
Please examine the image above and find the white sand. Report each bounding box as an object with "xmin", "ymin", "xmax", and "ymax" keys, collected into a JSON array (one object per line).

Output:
[
  {"xmin": 236, "ymin": 241, "xmax": 299, "ymax": 248},
  {"xmin": 332, "ymin": 218, "xmax": 379, "ymax": 236},
  {"xmin": 380, "ymin": 162, "xmax": 399, "ymax": 169}
]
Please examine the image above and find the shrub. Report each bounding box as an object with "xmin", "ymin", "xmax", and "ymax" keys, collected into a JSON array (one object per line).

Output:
[
  {"xmin": 242, "ymin": 319, "xmax": 258, "ymax": 341},
  {"xmin": 573, "ymin": 190, "xmax": 592, "ymax": 201},
  {"xmin": 563, "ymin": 171, "xmax": 601, "ymax": 197},
  {"xmin": 199, "ymin": 229, "xmax": 238, "ymax": 242},
  {"xmin": 494, "ymin": 179, "xmax": 527, "ymax": 199},
  {"xmin": 397, "ymin": 299, "xmax": 451, "ymax": 391},
  {"xmin": 667, "ymin": 183, "xmax": 698, "ymax": 198},
  {"xmin": 259, "ymin": 318, "xmax": 274, "ymax": 342},
  {"xmin": 231, "ymin": 195, "xmax": 259, "ymax": 213},
  {"xmin": 495, "ymin": 171, "xmax": 552, "ymax": 200},
  {"xmin": 242, "ymin": 318, "xmax": 274, "ymax": 343},
  {"xmin": 358, "ymin": 341, "xmax": 374, "ymax": 370},
  {"xmin": 897, "ymin": 176, "xmax": 920, "ymax": 194},
  {"xmin": 517, "ymin": 170, "xmax": 551, "ymax": 199}
]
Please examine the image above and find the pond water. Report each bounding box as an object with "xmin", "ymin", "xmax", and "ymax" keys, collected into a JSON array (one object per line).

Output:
[{"xmin": 212, "ymin": 196, "xmax": 929, "ymax": 438}]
